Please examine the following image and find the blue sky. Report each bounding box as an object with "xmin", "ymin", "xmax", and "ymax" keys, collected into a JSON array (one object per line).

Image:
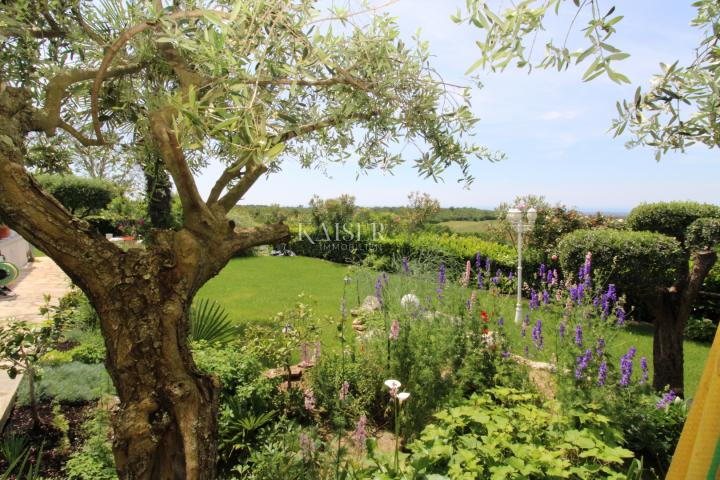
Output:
[{"xmin": 196, "ymin": 0, "xmax": 720, "ymax": 212}]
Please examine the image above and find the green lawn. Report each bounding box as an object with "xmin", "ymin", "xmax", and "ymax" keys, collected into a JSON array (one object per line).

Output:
[
  {"xmin": 437, "ymin": 219, "xmax": 500, "ymax": 235},
  {"xmin": 198, "ymin": 256, "xmax": 353, "ymax": 346},
  {"xmin": 199, "ymin": 256, "xmax": 711, "ymax": 398}
]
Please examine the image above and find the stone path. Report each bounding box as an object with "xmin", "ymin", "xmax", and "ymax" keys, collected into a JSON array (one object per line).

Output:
[
  {"xmin": 1, "ymin": 256, "xmax": 72, "ymax": 323},
  {"xmin": 0, "ymin": 257, "xmax": 71, "ymax": 430}
]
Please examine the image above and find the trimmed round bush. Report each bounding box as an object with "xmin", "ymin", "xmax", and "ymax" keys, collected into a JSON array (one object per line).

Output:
[
  {"xmin": 35, "ymin": 174, "xmax": 116, "ymax": 217},
  {"xmin": 686, "ymin": 217, "xmax": 720, "ymax": 251},
  {"xmin": 558, "ymin": 229, "xmax": 684, "ymax": 299},
  {"xmin": 627, "ymin": 202, "xmax": 720, "ymax": 244}
]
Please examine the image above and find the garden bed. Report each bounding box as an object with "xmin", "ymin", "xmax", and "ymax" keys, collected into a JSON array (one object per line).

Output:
[{"xmin": 0, "ymin": 400, "xmax": 95, "ymax": 477}]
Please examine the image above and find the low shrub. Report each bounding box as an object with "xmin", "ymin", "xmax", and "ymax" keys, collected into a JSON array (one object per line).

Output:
[
  {"xmin": 16, "ymin": 362, "xmax": 114, "ymax": 405},
  {"xmin": 40, "ymin": 350, "xmax": 75, "ymax": 367},
  {"xmin": 69, "ymin": 341, "xmax": 106, "ymax": 364},
  {"xmin": 684, "ymin": 317, "xmax": 718, "ymax": 343},
  {"xmin": 192, "ymin": 340, "xmax": 267, "ymax": 394},
  {"xmin": 64, "ymin": 403, "xmax": 117, "ymax": 479}
]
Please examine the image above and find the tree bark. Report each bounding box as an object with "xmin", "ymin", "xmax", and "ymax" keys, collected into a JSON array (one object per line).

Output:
[
  {"xmin": 650, "ymin": 292, "xmax": 686, "ymax": 395},
  {"xmin": 650, "ymin": 249, "xmax": 717, "ymax": 396},
  {"xmin": 0, "ymin": 87, "xmax": 290, "ymax": 479}
]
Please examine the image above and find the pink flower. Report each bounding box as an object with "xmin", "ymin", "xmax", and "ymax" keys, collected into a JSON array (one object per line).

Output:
[
  {"xmin": 353, "ymin": 414, "xmax": 367, "ymax": 449},
  {"xmin": 304, "ymin": 389, "xmax": 316, "ymax": 411},
  {"xmin": 299, "ymin": 433, "xmax": 316, "ymax": 459},
  {"xmin": 389, "ymin": 319, "xmax": 400, "ymax": 340},
  {"xmin": 339, "ymin": 381, "xmax": 350, "ymax": 401},
  {"xmin": 462, "ymin": 260, "xmax": 471, "ymax": 287}
]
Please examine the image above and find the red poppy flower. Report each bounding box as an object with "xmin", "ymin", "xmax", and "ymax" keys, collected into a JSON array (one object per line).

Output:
[
  {"xmin": 481, "ymin": 311, "xmax": 489, "ymax": 323},
  {"xmin": 482, "ymin": 327, "xmax": 489, "ymax": 334}
]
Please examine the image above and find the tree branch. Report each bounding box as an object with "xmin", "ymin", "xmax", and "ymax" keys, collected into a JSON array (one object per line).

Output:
[
  {"xmin": 274, "ymin": 111, "xmax": 375, "ymax": 144},
  {"xmin": 207, "ymin": 157, "xmax": 248, "ymax": 205},
  {"xmin": 0, "ymin": 91, "xmax": 120, "ymax": 295},
  {"xmin": 32, "ymin": 63, "xmax": 145, "ymax": 142},
  {"xmin": 91, "ymin": 9, "xmax": 233, "ymax": 143},
  {"xmin": 71, "ymin": 5, "xmax": 107, "ymax": 46},
  {"xmin": 683, "ymin": 250, "xmax": 718, "ymax": 308},
  {"xmin": 148, "ymin": 111, "xmax": 214, "ymax": 229},
  {"xmin": 217, "ymin": 162, "xmax": 268, "ymax": 212},
  {"xmin": 227, "ymin": 223, "xmax": 291, "ymax": 254}
]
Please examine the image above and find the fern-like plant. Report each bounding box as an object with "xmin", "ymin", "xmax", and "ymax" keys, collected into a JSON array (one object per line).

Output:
[{"xmin": 189, "ymin": 298, "xmax": 237, "ymax": 345}]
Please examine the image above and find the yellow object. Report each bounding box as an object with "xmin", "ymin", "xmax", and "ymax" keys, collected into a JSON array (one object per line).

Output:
[{"xmin": 667, "ymin": 325, "xmax": 720, "ymax": 480}]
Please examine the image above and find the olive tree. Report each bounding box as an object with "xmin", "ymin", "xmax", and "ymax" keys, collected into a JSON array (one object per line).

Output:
[
  {"xmin": 460, "ymin": 0, "xmax": 720, "ymax": 158},
  {"xmin": 559, "ymin": 202, "xmax": 720, "ymax": 394},
  {"xmin": 0, "ymin": 1, "xmax": 491, "ymax": 478}
]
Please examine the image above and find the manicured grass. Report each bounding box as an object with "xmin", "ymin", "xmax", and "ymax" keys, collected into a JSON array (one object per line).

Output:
[
  {"xmin": 438, "ymin": 219, "xmax": 500, "ymax": 235},
  {"xmin": 199, "ymin": 256, "xmax": 711, "ymax": 398},
  {"xmin": 198, "ymin": 256, "xmax": 353, "ymax": 346}
]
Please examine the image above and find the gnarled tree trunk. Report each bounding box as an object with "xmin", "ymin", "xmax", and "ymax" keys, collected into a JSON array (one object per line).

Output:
[
  {"xmin": 649, "ymin": 250, "xmax": 717, "ymax": 396},
  {"xmin": 0, "ymin": 87, "xmax": 289, "ymax": 479}
]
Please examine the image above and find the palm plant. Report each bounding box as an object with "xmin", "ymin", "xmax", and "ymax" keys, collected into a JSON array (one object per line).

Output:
[{"xmin": 189, "ymin": 298, "xmax": 238, "ymax": 345}]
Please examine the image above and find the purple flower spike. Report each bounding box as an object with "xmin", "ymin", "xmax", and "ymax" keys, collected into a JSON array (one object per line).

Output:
[
  {"xmin": 438, "ymin": 263, "xmax": 446, "ymax": 285},
  {"xmin": 530, "ymin": 289, "xmax": 539, "ymax": 310},
  {"xmin": 575, "ymin": 349, "xmax": 592, "ymax": 379},
  {"xmin": 640, "ymin": 356, "xmax": 649, "ymax": 384},
  {"xmin": 574, "ymin": 324, "xmax": 583, "ymax": 347},
  {"xmin": 559, "ymin": 322, "xmax": 566, "ymax": 339},
  {"xmin": 597, "ymin": 360, "xmax": 608, "ymax": 386},
  {"xmin": 656, "ymin": 390, "xmax": 678, "ymax": 409},
  {"xmin": 619, "ymin": 347, "xmax": 636, "ymax": 387},
  {"xmin": 616, "ymin": 307, "xmax": 626, "ymax": 325},
  {"xmin": 532, "ymin": 319, "xmax": 544, "ymax": 349}
]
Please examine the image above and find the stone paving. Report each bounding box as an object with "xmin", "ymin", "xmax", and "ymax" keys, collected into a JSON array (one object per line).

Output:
[
  {"xmin": 1, "ymin": 256, "xmax": 72, "ymax": 323},
  {"xmin": 0, "ymin": 257, "xmax": 72, "ymax": 430}
]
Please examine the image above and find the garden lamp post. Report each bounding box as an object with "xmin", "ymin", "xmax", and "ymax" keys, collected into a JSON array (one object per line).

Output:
[{"xmin": 508, "ymin": 207, "xmax": 537, "ymax": 324}]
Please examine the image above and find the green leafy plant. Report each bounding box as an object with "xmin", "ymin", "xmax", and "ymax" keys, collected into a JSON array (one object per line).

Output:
[
  {"xmin": 0, "ymin": 443, "xmax": 43, "ymax": 480},
  {"xmin": 405, "ymin": 387, "xmax": 634, "ymax": 479},
  {"xmin": 0, "ymin": 318, "xmax": 60, "ymax": 427},
  {"xmin": 190, "ymin": 298, "xmax": 238, "ymax": 345},
  {"xmin": 65, "ymin": 404, "xmax": 118, "ymax": 480},
  {"xmin": 0, "ymin": 434, "xmax": 28, "ymax": 465},
  {"xmin": 52, "ymin": 402, "xmax": 71, "ymax": 453}
]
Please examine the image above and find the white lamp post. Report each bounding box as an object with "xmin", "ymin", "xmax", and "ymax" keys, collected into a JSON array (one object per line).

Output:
[{"xmin": 508, "ymin": 207, "xmax": 537, "ymax": 324}]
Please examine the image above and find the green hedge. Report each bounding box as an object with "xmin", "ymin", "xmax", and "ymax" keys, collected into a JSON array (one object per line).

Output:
[
  {"xmin": 627, "ymin": 202, "xmax": 720, "ymax": 244},
  {"xmin": 288, "ymin": 230, "xmax": 526, "ymax": 277},
  {"xmin": 36, "ymin": 174, "xmax": 116, "ymax": 218},
  {"xmin": 558, "ymin": 228, "xmax": 684, "ymax": 300}
]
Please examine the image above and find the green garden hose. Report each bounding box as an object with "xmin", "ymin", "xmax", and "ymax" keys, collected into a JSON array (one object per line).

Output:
[{"xmin": 0, "ymin": 261, "xmax": 19, "ymax": 286}]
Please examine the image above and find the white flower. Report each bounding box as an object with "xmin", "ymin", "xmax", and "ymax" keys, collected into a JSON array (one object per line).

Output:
[
  {"xmin": 481, "ymin": 330, "xmax": 498, "ymax": 346},
  {"xmin": 384, "ymin": 379, "xmax": 401, "ymax": 390},
  {"xmin": 400, "ymin": 293, "xmax": 420, "ymax": 310},
  {"xmin": 397, "ymin": 392, "xmax": 410, "ymax": 403}
]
